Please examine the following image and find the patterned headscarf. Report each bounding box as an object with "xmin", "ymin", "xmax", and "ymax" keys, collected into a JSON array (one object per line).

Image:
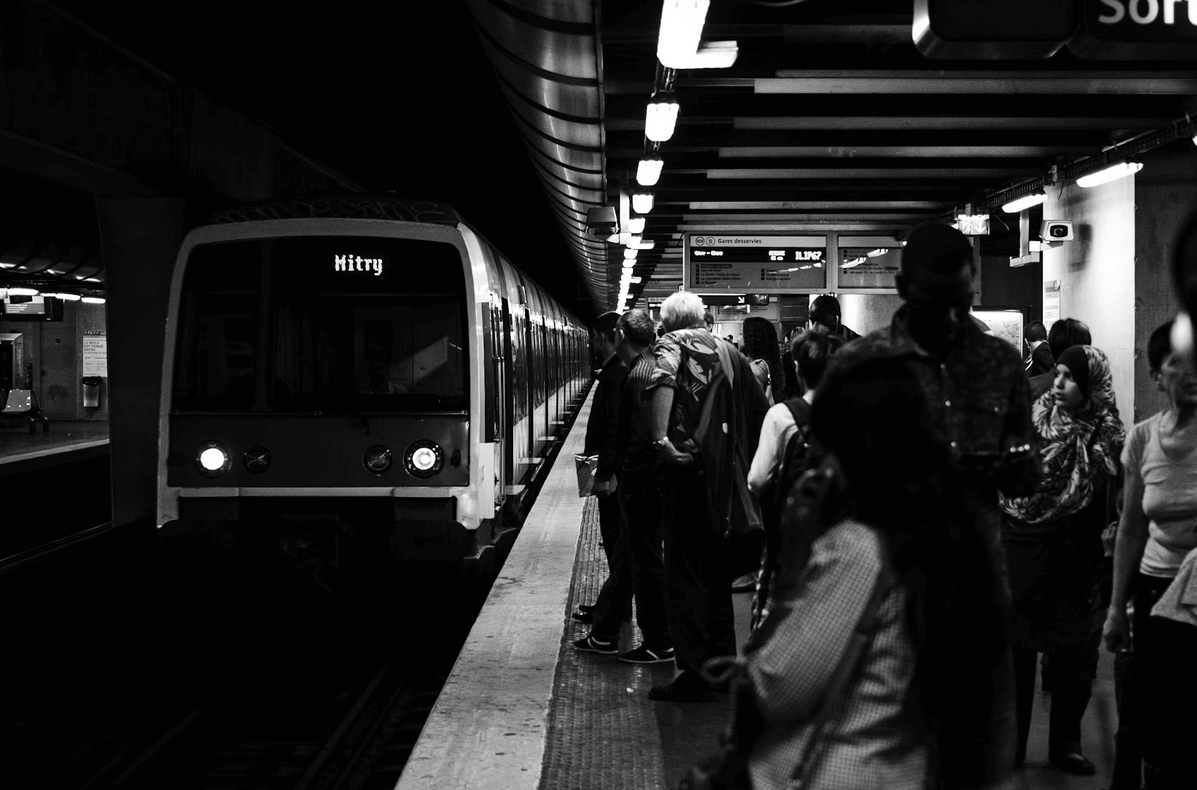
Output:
[{"xmin": 1000, "ymin": 345, "xmax": 1125, "ymax": 525}]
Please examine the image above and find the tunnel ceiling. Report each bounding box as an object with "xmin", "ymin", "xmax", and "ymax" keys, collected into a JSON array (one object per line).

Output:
[
  {"xmin": 465, "ymin": 0, "xmax": 1197, "ymax": 311},
  {"xmin": 7, "ymin": 2, "xmax": 1197, "ymax": 316}
]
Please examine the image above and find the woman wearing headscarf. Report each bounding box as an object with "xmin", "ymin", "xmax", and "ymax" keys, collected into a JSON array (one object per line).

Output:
[{"xmin": 999, "ymin": 345, "xmax": 1125, "ymax": 776}]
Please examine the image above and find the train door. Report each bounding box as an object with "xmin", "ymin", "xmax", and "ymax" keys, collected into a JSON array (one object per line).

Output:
[
  {"xmin": 490, "ymin": 300, "xmax": 506, "ymax": 505},
  {"xmin": 501, "ymin": 297, "xmax": 515, "ymax": 486},
  {"xmin": 523, "ymin": 304, "xmax": 534, "ymax": 457}
]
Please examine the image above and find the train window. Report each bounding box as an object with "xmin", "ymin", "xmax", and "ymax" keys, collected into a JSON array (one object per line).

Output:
[{"xmin": 173, "ymin": 236, "xmax": 469, "ymax": 413}]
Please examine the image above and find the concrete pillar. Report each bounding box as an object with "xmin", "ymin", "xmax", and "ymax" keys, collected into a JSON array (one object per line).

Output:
[
  {"xmin": 1042, "ymin": 177, "xmax": 1136, "ymax": 427},
  {"xmin": 95, "ymin": 197, "xmax": 186, "ymax": 528}
]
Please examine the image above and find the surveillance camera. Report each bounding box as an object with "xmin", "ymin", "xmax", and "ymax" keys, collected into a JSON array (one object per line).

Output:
[
  {"xmin": 586, "ymin": 206, "xmax": 619, "ymax": 238},
  {"xmin": 1040, "ymin": 220, "xmax": 1074, "ymax": 241}
]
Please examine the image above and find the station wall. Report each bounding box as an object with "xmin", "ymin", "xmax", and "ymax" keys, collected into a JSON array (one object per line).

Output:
[
  {"xmin": 0, "ymin": 302, "xmax": 108, "ymax": 421},
  {"xmin": 1042, "ymin": 177, "xmax": 1137, "ymax": 427}
]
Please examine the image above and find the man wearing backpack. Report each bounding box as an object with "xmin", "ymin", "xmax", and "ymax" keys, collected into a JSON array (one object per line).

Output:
[
  {"xmin": 646, "ymin": 291, "xmax": 770, "ymax": 702},
  {"xmin": 747, "ymin": 331, "xmax": 846, "ymax": 629}
]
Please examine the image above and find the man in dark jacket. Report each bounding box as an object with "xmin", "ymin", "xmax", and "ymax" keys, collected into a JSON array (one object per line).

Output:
[
  {"xmin": 1024, "ymin": 320, "xmax": 1055, "ymax": 377},
  {"xmin": 647, "ymin": 291, "xmax": 770, "ymax": 701},
  {"xmin": 573, "ymin": 311, "xmax": 630, "ymax": 640}
]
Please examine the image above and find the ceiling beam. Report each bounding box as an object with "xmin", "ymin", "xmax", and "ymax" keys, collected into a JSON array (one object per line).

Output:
[
  {"xmin": 688, "ymin": 201, "xmax": 946, "ymax": 210},
  {"xmin": 706, "ymin": 167, "xmax": 1038, "ymax": 179},
  {"xmin": 759, "ymin": 71, "xmax": 1197, "ymax": 95},
  {"xmin": 717, "ymin": 145, "xmax": 1091, "ymax": 158},
  {"xmin": 734, "ymin": 116, "xmax": 1173, "ymax": 131}
]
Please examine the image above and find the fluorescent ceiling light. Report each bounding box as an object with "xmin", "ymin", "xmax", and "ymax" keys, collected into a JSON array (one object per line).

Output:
[
  {"xmin": 6, "ymin": 286, "xmax": 39, "ymax": 296},
  {"xmin": 627, "ymin": 234, "xmax": 643, "ymax": 247},
  {"xmin": 632, "ymin": 191, "xmax": 655, "ymax": 214},
  {"xmin": 1001, "ymin": 192, "xmax": 1048, "ymax": 213},
  {"xmin": 645, "ymin": 93, "xmax": 680, "ymax": 142},
  {"xmin": 627, "ymin": 216, "xmax": 646, "ymax": 234},
  {"xmin": 628, "ymin": 276, "xmax": 642, "ymax": 284},
  {"xmin": 623, "ymin": 248, "xmax": 638, "ymax": 260},
  {"xmin": 1077, "ymin": 161, "xmax": 1143, "ymax": 188},
  {"xmin": 632, "ymin": 239, "xmax": 656, "ymax": 250},
  {"xmin": 665, "ymin": 40, "xmax": 739, "ymax": 69},
  {"xmin": 44, "ymin": 292, "xmax": 82, "ymax": 301},
  {"xmin": 81, "ymin": 296, "xmax": 106, "ymax": 304},
  {"xmin": 657, "ymin": 0, "xmax": 708, "ymax": 67},
  {"xmin": 637, "ymin": 157, "xmax": 664, "ymax": 187}
]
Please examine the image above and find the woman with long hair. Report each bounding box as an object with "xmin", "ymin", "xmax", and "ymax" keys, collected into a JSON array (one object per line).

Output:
[
  {"xmin": 741, "ymin": 316, "xmax": 783, "ymax": 406},
  {"xmin": 744, "ymin": 355, "xmax": 1010, "ymax": 790},
  {"xmin": 998, "ymin": 345, "xmax": 1124, "ymax": 776}
]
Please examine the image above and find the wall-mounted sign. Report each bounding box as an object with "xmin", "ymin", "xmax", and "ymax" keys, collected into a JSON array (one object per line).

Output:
[
  {"xmin": 1044, "ymin": 279, "xmax": 1061, "ymax": 332},
  {"xmin": 83, "ymin": 334, "xmax": 108, "ymax": 377},
  {"xmin": 686, "ymin": 235, "xmax": 827, "ymax": 292}
]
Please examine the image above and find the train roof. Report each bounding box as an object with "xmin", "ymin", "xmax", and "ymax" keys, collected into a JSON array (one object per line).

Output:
[{"xmin": 208, "ymin": 196, "xmax": 463, "ymax": 226}]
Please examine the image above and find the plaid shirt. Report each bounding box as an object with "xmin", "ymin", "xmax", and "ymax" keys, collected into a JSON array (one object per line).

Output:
[{"xmin": 747, "ymin": 519, "xmax": 926, "ymax": 790}]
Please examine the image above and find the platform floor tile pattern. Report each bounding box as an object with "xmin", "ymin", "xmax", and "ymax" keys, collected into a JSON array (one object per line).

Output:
[{"xmin": 540, "ymin": 496, "xmax": 1123, "ymax": 790}]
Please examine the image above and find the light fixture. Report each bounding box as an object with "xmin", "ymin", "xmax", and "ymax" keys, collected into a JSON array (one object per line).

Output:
[
  {"xmin": 81, "ymin": 296, "xmax": 106, "ymax": 304},
  {"xmin": 637, "ymin": 156, "xmax": 664, "ymax": 187},
  {"xmin": 1077, "ymin": 161, "xmax": 1143, "ymax": 188},
  {"xmin": 668, "ymin": 41, "xmax": 739, "ymax": 69},
  {"xmin": 632, "ymin": 191, "xmax": 655, "ymax": 214},
  {"xmin": 627, "ymin": 216, "xmax": 646, "ymax": 234},
  {"xmin": 1001, "ymin": 192, "xmax": 1048, "ymax": 214},
  {"xmin": 645, "ymin": 92, "xmax": 680, "ymax": 142},
  {"xmin": 627, "ymin": 234, "xmax": 643, "ymax": 247},
  {"xmin": 623, "ymin": 248, "xmax": 638, "ymax": 260},
  {"xmin": 657, "ymin": 0, "xmax": 708, "ymax": 67},
  {"xmin": 6, "ymin": 286, "xmax": 39, "ymax": 296},
  {"xmin": 43, "ymin": 292, "xmax": 82, "ymax": 301}
]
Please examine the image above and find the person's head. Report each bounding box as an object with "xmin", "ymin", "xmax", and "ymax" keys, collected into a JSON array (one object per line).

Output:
[
  {"xmin": 1047, "ymin": 317, "xmax": 1092, "ymax": 360},
  {"xmin": 660, "ymin": 291, "xmax": 706, "ymax": 333},
  {"xmin": 808, "ymin": 294, "xmax": 842, "ymax": 333},
  {"xmin": 895, "ymin": 222, "xmax": 976, "ymax": 340},
  {"xmin": 790, "ymin": 330, "xmax": 845, "ymax": 391},
  {"xmin": 1148, "ymin": 318, "xmax": 1197, "ymax": 409},
  {"xmin": 590, "ymin": 311, "xmax": 620, "ymax": 361},
  {"xmin": 740, "ymin": 316, "xmax": 778, "ymax": 360},
  {"xmin": 703, "ymin": 311, "xmax": 715, "ymax": 330},
  {"xmin": 615, "ymin": 309, "xmax": 655, "ymax": 361},
  {"xmin": 1024, "ymin": 321, "xmax": 1047, "ymax": 347},
  {"xmin": 1054, "ymin": 345, "xmax": 1117, "ymax": 414}
]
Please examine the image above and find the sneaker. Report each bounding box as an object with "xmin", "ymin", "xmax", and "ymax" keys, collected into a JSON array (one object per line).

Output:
[
  {"xmin": 619, "ymin": 645, "xmax": 675, "ymax": 664},
  {"xmin": 574, "ymin": 634, "xmax": 618, "ymax": 654},
  {"xmin": 571, "ymin": 610, "xmax": 593, "ymax": 623}
]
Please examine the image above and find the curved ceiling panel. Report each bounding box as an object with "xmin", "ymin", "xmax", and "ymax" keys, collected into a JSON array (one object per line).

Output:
[{"xmin": 465, "ymin": 0, "xmax": 609, "ymax": 311}]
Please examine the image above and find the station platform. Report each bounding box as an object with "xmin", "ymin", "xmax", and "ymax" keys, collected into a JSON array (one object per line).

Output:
[
  {"xmin": 395, "ymin": 396, "xmax": 1120, "ymax": 790},
  {"xmin": 0, "ymin": 420, "xmax": 108, "ymax": 474}
]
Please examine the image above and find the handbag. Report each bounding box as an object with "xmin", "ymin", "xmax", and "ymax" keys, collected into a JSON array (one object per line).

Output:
[
  {"xmin": 575, "ymin": 453, "xmax": 599, "ymax": 497},
  {"xmin": 678, "ymin": 558, "xmax": 888, "ymax": 790}
]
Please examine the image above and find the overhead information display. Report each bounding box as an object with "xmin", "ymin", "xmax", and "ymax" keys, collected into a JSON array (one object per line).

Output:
[{"xmin": 686, "ymin": 235, "xmax": 827, "ymax": 291}]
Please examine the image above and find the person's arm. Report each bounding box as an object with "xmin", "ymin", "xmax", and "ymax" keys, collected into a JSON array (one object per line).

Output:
[
  {"xmin": 649, "ymin": 386, "xmax": 693, "ymax": 465},
  {"xmin": 996, "ymin": 367, "xmax": 1041, "ymax": 497},
  {"xmin": 746, "ymin": 525, "xmax": 882, "ymax": 723},
  {"xmin": 747, "ymin": 407, "xmax": 788, "ymax": 495},
  {"xmin": 1103, "ymin": 464, "xmax": 1149, "ymax": 653}
]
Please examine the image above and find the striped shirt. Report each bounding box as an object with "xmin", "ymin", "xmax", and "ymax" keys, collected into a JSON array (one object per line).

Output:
[{"xmin": 747, "ymin": 519, "xmax": 926, "ymax": 790}]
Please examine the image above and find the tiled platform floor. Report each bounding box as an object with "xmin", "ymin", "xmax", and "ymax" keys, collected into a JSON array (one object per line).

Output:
[{"xmin": 553, "ymin": 497, "xmax": 1121, "ymax": 790}]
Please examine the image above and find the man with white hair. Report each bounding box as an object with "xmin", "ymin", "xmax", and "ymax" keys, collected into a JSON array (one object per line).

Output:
[{"xmin": 645, "ymin": 291, "xmax": 770, "ymax": 702}]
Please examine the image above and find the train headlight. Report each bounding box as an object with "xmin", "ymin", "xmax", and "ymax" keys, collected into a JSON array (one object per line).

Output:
[
  {"xmin": 363, "ymin": 445, "xmax": 393, "ymax": 474},
  {"xmin": 243, "ymin": 445, "xmax": 271, "ymax": 474},
  {"xmin": 196, "ymin": 442, "xmax": 232, "ymax": 476},
  {"xmin": 405, "ymin": 440, "xmax": 443, "ymax": 479}
]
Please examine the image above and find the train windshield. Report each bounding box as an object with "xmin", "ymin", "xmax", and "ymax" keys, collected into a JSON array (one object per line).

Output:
[{"xmin": 172, "ymin": 236, "xmax": 469, "ymax": 413}]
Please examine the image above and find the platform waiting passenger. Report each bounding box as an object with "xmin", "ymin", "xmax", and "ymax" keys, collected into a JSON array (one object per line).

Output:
[
  {"xmin": 826, "ymin": 221, "xmax": 1040, "ymax": 787},
  {"xmin": 647, "ymin": 290, "xmax": 769, "ymax": 702}
]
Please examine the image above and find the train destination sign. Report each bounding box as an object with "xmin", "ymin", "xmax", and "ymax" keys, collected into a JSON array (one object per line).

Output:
[{"xmin": 686, "ymin": 235, "xmax": 827, "ymax": 292}]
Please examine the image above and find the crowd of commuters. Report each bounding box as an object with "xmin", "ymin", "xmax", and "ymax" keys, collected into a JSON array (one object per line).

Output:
[{"xmin": 570, "ymin": 219, "xmax": 1197, "ymax": 789}]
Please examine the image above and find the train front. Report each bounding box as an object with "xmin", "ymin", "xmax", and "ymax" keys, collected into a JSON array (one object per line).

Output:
[{"xmin": 156, "ymin": 218, "xmax": 495, "ymax": 565}]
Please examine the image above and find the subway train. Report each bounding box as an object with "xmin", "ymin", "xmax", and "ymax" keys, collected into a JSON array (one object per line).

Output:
[{"xmin": 155, "ymin": 196, "xmax": 591, "ymax": 569}]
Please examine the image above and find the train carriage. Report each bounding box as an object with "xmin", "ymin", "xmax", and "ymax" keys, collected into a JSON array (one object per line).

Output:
[{"xmin": 156, "ymin": 197, "xmax": 590, "ymax": 567}]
